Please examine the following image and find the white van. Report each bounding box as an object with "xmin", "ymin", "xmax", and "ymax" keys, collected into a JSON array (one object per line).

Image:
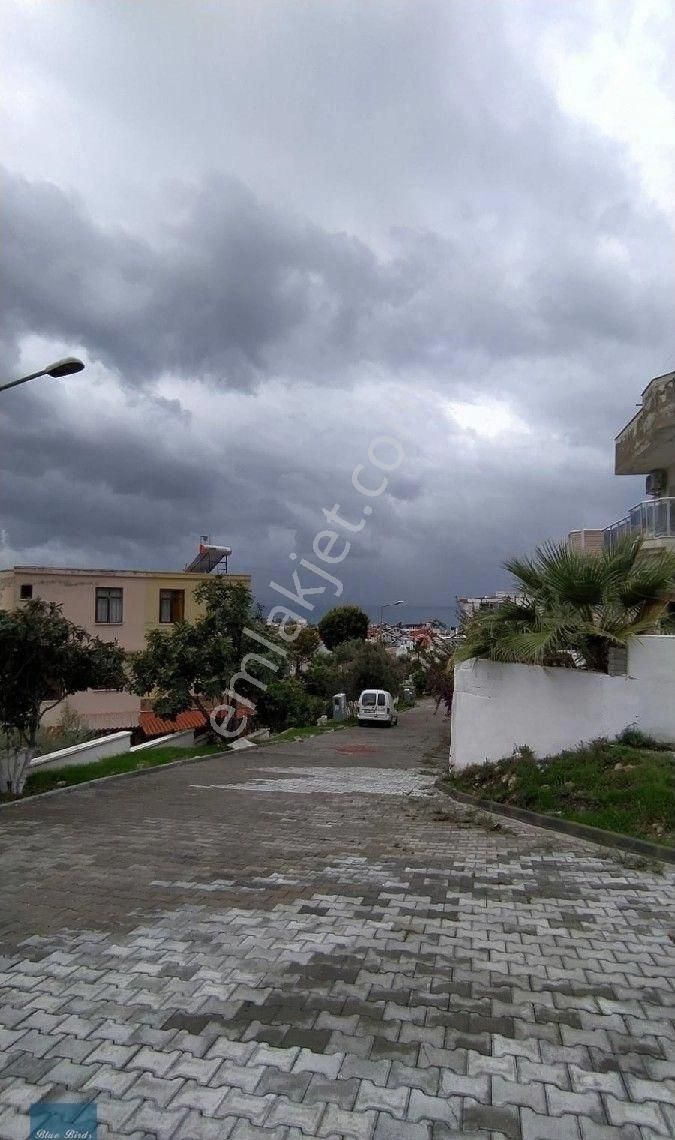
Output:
[{"xmin": 357, "ymin": 689, "xmax": 398, "ymax": 727}]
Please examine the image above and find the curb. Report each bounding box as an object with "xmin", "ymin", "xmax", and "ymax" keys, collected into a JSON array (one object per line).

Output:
[
  {"xmin": 0, "ymin": 724, "xmax": 349, "ymax": 811},
  {"xmin": 441, "ymin": 785, "xmax": 675, "ymax": 865},
  {"xmin": 0, "ymin": 749, "xmax": 231, "ymax": 810}
]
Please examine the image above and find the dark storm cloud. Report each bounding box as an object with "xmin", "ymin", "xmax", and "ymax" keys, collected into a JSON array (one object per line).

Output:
[
  {"xmin": 3, "ymin": 141, "xmax": 671, "ymax": 404},
  {"xmin": 1, "ymin": 0, "xmax": 673, "ymax": 609}
]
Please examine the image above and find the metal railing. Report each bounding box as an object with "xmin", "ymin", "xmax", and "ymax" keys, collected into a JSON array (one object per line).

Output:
[{"xmin": 604, "ymin": 497, "xmax": 675, "ymax": 549}]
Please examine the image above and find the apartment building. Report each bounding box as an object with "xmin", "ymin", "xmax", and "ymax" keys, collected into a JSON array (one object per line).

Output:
[
  {"xmin": 568, "ymin": 529, "xmax": 604, "ymax": 553},
  {"xmin": 0, "ymin": 546, "xmax": 250, "ymax": 732},
  {"xmin": 606, "ymin": 368, "xmax": 675, "ymax": 553},
  {"xmin": 456, "ymin": 592, "xmax": 518, "ymax": 624}
]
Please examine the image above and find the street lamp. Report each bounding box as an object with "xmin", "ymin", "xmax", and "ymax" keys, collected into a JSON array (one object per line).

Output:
[
  {"xmin": 379, "ymin": 599, "xmax": 405, "ymax": 625},
  {"xmin": 0, "ymin": 357, "xmax": 85, "ymax": 395}
]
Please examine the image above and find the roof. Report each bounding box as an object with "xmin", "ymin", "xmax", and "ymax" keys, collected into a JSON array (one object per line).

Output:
[
  {"xmin": 4, "ymin": 566, "xmax": 250, "ymax": 581},
  {"xmin": 139, "ymin": 709, "xmax": 208, "ymax": 736}
]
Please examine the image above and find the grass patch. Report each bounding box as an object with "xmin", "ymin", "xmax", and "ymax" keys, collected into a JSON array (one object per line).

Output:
[
  {"xmin": 268, "ymin": 721, "xmax": 350, "ymax": 743},
  {"xmin": 448, "ymin": 737, "xmax": 675, "ymax": 846},
  {"xmin": 6, "ymin": 741, "xmax": 226, "ymax": 799}
]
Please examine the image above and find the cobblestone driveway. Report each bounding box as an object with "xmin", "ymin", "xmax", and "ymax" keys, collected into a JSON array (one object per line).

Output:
[{"xmin": 1, "ymin": 704, "xmax": 674, "ymax": 1139}]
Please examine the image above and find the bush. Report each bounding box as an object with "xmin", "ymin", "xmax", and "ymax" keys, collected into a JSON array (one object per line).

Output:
[
  {"xmin": 36, "ymin": 704, "xmax": 93, "ymax": 755},
  {"xmin": 616, "ymin": 725, "xmax": 671, "ymax": 751},
  {"xmin": 340, "ymin": 641, "xmax": 405, "ymax": 700},
  {"xmin": 449, "ymin": 736, "xmax": 675, "ymax": 845},
  {"xmin": 303, "ymin": 657, "xmax": 342, "ymax": 699},
  {"xmin": 411, "ymin": 667, "xmax": 427, "ymax": 696},
  {"xmin": 303, "ymin": 639, "xmax": 405, "ymax": 703},
  {"xmin": 255, "ymin": 678, "xmax": 327, "ymax": 733}
]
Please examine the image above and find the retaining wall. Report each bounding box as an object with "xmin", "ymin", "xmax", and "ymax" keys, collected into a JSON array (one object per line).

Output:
[
  {"xmin": 30, "ymin": 731, "xmax": 132, "ymax": 771},
  {"xmin": 451, "ymin": 635, "xmax": 675, "ymax": 769}
]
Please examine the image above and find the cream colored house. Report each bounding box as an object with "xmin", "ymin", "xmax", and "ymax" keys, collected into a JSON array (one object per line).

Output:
[
  {"xmin": 606, "ymin": 369, "xmax": 675, "ymax": 553},
  {"xmin": 568, "ymin": 529, "xmax": 605, "ymax": 553},
  {"xmin": 0, "ymin": 561, "xmax": 250, "ymax": 731}
]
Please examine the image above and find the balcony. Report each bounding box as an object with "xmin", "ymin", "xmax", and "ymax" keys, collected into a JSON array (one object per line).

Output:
[
  {"xmin": 604, "ymin": 497, "xmax": 675, "ymax": 550},
  {"xmin": 615, "ymin": 370, "xmax": 675, "ymax": 475}
]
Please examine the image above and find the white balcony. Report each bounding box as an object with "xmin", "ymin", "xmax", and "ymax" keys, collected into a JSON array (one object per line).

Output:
[{"xmin": 604, "ymin": 497, "xmax": 675, "ymax": 551}]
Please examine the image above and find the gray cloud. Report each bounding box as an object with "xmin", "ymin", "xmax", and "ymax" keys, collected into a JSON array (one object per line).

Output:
[{"xmin": 1, "ymin": 0, "xmax": 673, "ymax": 617}]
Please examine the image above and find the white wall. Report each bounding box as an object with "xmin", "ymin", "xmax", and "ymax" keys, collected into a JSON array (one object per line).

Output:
[
  {"xmin": 451, "ymin": 660, "xmax": 636, "ymax": 770},
  {"xmin": 31, "ymin": 731, "xmax": 132, "ymax": 771},
  {"xmin": 627, "ymin": 635, "xmax": 675, "ymax": 742},
  {"xmin": 451, "ymin": 635, "xmax": 675, "ymax": 769},
  {"xmin": 130, "ymin": 729, "xmax": 196, "ymax": 752}
]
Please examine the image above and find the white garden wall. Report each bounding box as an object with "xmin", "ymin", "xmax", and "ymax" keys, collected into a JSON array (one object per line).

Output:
[
  {"xmin": 451, "ymin": 635, "xmax": 675, "ymax": 769},
  {"xmin": 627, "ymin": 636, "xmax": 675, "ymax": 743},
  {"xmin": 30, "ymin": 731, "xmax": 132, "ymax": 772},
  {"xmin": 130, "ymin": 729, "xmax": 196, "ymax": 752}
]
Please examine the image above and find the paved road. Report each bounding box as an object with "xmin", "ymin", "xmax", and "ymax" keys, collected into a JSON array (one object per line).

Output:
[{"xmin": 0, "ymin": 703, "xmax": 674, "ymax": 1140}]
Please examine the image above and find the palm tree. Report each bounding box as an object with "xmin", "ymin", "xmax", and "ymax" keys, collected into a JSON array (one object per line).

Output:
[{"xmin": 456, "ymin": 535, "xmax": 675, "ymax": 673}]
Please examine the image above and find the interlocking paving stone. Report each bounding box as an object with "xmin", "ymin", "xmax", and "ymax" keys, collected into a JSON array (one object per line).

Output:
[
  {"xmin": 304, "ymin": 1074, "xmax": 360, "ymax": 1109},
  {"xmin": 125, "ymin": 1101, "xmax": 190, "ymax": 1139},
  {"xmin": 374, "ymin": 1113, "xmax": 431, "ymax": 1140},
  {"xmin": 167, "ymin": 1079, "xmax": 229, "ymax": 1114},
  {"xmin": 256, "ymin": 1067, "xmax": 312, "ymax": 1101},
  {"xmin": 1, "ymin": 706, "xmax": 674, "ymax": 1140},
  {"xmin": 520, "ymin": 1108, "xmax": 582, "ymax": 1139},
  {"xmin": 407, "ymin": 1089, "xmax": 461, "ymax": 1125}
]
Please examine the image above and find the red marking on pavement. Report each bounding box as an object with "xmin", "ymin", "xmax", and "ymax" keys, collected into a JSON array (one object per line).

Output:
[{"xmin": 335, "ymin": 745, "xmax": 379, "ymax": 755}]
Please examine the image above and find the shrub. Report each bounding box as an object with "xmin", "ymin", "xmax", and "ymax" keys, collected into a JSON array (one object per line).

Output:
[
  {"xmin": 255, "ymin": 678, "xmax": 327, "ymax": 733},
  {"xmin": 37, "ymin": 703, "xmax": 92, "ymax": 755},
  {"xmin": 616, "ymin": 725, "xmax": 671, "ymax": 751}
]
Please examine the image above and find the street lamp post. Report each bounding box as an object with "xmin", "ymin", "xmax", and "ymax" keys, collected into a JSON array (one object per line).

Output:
[
  {"xmin": 0, "ymin": 357, "xmax": 85, "ymax": 395},
  {"xmin": 379, "ymin": 599, "xmax": 405, "ymax": 625}
]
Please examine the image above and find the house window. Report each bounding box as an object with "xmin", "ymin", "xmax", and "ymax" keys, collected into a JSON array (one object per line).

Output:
[
  {"xmin": 20, "ymin": 584, "xmax": 33, "ymax": 600},
  {"xmin": 159, "ymin": 589, "xmax": 184, "ymax": 623},
  {"xmin": 95, "ymin": 586, "xmax": 123, "ymax": 624}
]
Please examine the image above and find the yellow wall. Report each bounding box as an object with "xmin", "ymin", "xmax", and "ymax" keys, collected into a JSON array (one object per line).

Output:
[
  {"xmin": 1, "ymin": 567, "xmax": 251, "ymax": 731},
  {"xmin": 0, "ymin": 569, "xmax": 251, "ymax": 653},
  {"xmin": 141, "ymin": 573, "xmax": 250, "ymax": 636}
]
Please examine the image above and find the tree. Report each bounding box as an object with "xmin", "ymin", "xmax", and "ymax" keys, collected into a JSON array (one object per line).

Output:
[
  {"xmin": 304, "ymin": 655, "xmax": 342, "ymax": 700},
  {"xmin": 318, "ymin": 605, "xmax": 369, "ymax": 650},
  {"xmin": 456, "ymin": 536, "xmax": 675, "ymax": 673},
  {"xmin": 290, "ymin": 625, "xmax": 321, "ymax": 674},
  {"xmin": 338, "ymin": 640, "xmax": 405, "ymax": 700},
  {"xmin": 418, "ymin": 645, "xmax": 455, "ymax": 714},
  {"xmin": 129, "ymin": 581, "xmax": 286, "ymax": 732},
  {"xmin": 0, "ymin": 600, "xmax": 126, "ymax": 795}
]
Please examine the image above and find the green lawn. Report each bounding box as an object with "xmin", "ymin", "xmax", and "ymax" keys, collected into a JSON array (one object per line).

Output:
[
  {"xmin": 5, "ymin": 709, "xmax": 400, "ymax": 800},
  {"xmin": 15, "ymin": 741, "xmax": 226, "ymax": 798},
  {"xmin": 447, "ymin": 737, "xmax": 675, "ymax": 846},
  {"xmin": 4, "ymin": 720, "xmax": 350, "ymax": 799},
  {"xmin": 268, "ymin": 721, "xmax": 350, "ymax": 743}
]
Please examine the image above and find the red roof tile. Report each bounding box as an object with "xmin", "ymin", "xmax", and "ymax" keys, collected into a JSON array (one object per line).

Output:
[{"xmin": 139, "ymin": 709, "xmax": 208, "ymax": 737}]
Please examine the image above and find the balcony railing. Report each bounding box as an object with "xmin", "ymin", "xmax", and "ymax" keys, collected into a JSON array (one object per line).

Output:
[{"xmin": 604, "ymin": 497, "xmax": 675, "ymax": 550}]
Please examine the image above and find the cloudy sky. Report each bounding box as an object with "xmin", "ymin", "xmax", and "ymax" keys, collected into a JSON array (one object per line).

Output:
[{"xmin": 1, "ymin": 0, "xmax": 674, "ymax": 622}]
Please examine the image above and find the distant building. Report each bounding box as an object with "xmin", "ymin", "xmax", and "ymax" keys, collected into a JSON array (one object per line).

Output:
[
  {"xmin": 0, "ymin": 544, "xmax": 250, "ymax": 734},
  {"xmin": 568, "ymin": 529, "xmax": 604, "ymax": 553},
  {"xmin": 606, "ymin": 368, "xmax": 675, "ymax": 553},
  {"xmin": 456, "ymin": 592, "xmax": 518, "ymax": 624}
]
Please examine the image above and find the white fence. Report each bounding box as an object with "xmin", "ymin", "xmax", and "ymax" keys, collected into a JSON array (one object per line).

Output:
[
  {"xmin": 130, "ymin": 729, "xmax": 196, "ymax": 753},
  {"xmin": 30, "ymin": 727, "xmax": 197, "ymax": 773},
  {"xmin": 30, "ymin": 731, "xmax": 133, "ymax": 772},
  {"xmin": 451, "ymin": 635, "xmax": 675, "ymax": 769}
]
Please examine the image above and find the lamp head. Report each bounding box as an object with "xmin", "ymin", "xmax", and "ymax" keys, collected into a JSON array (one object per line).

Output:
[{"xmin": 46, "ymin": 357, "xmax": 85, "ymax": 378}]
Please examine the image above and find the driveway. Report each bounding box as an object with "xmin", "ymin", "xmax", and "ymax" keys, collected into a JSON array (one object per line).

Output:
[{"xmin": 0, "ymin": 703, "xmax": 674, "ymax": 1139}]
